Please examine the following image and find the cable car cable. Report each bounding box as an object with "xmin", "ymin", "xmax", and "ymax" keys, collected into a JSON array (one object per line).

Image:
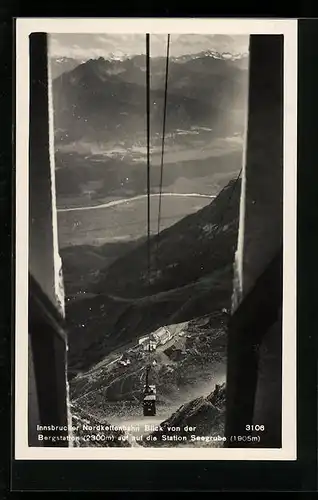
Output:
[
  {"xmin": 154, "ymin": 32, "xmax": 240, "ymax": 263},
  {"xmin": 143, "ymin": 33, "xmax": 156, "ymax": 417},
  {"xmin": 156, "ymin": 34, "xmax": 171, "ymax": 255}
]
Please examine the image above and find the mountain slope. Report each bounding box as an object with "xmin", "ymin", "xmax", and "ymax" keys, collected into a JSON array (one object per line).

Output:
[
  {"xmin": 94, "ymin": 177, "xmax": 240, "ymax": 297},
  {"xmin": 66, "ymin": 177, "xmax": 240, "ymax": 372},
  {"xmin": 60, "ymin": 237, "xmax": 147, "ymax": 297}
]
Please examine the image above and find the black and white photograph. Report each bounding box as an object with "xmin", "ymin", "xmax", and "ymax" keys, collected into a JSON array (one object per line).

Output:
[{"xmin": 15, "ymin": 19, "xmax": 297, "ymax": 460}]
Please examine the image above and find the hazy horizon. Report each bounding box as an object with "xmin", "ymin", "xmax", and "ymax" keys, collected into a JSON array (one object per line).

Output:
[{"xmin": 48, "ymin": 33, "xmax": 249, "ymax": 60}]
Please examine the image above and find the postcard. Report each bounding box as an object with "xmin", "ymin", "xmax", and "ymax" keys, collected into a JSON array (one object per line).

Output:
[{"xmin": 15, "ymin": 18, "xmax": 297, "ymax": 461}]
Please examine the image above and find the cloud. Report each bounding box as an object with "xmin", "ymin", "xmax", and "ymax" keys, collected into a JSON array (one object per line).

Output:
[{"xmin": 48, "ymin": 33, "xmax": 249, "ymax": 60}]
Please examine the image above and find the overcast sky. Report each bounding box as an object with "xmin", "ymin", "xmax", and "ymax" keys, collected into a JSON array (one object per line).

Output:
[{"xmin": 48, "ymin": 33, "xmax": 249, "ymax": 60}]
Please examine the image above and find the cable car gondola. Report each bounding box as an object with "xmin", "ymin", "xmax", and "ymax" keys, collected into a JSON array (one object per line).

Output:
[{"xmin": 143, "ymin": 365, "xmax": 156, "ymax": 416}]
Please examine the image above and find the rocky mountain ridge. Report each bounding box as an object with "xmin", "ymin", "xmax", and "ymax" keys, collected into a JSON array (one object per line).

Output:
[{"xmin": 52, "ymin": 50, "xmax": 248, "ymax": 146}]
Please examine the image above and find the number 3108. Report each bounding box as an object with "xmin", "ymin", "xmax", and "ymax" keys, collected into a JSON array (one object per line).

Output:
[{"xmin": 245, "ymin": 425, "xmax": 265, "ymax": 431}]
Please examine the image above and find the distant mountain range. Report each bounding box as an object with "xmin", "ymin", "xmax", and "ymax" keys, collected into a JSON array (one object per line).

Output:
[
  {"xmin": 51, "ymin": 51, "xmax": 249, "ymax": 146},
  {"xmin": 50, "ymin": 57, "xmax": 86, "ymax": 79},
  {"xmin": 50, "ymin": 50, "xmax": 248, "ymax": 79}
]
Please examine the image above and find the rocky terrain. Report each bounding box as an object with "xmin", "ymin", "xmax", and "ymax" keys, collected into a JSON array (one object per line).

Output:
[
  {"xmin": 141, "ymin": 382, "xmax": 226, "ymax": 447},
  {"xmin": 70, "ymin": 402, "xmax": 131, "ymax": 448},
  {"xmin": 69, "ymin": 311, "xmax": 228, "ymax": 410}
]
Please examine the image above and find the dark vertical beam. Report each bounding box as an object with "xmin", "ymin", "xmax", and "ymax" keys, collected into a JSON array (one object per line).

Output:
[
  {"xmin": 29, "ymin": 297, "xmax": 69, "ymax": 446},
  {"xmin": 225, "ymin": 35, "xmax": 284, "ymax": 447},
  {"xmin": 241, "ymin": 35, "xmax": 284, "ymax": 298},
  {"xmin": 252, "ymin": 310, "xmax": 282, "ymax": 447},
  {"xmin": 225, "ymin": 250, "xmax": 282, "ymax": 446},
  {"xmin": 28, "ymin": 334, "xmax": 42, "ymax": 447},
  {"xmin": 29, "ymin": 32, "xmax": 57, "ymax": 306},
  {"xmin": 28, "ymin": 32, "xmax": 69, "ymax": 446}
]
